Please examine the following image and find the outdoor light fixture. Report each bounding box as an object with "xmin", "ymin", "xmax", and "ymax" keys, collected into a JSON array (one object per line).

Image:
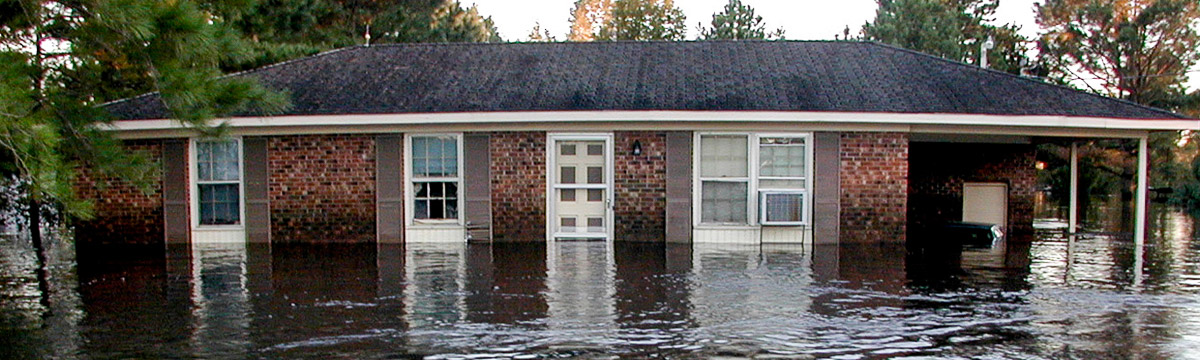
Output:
[{"xmin": 632, "ymin": 140, "xmax": 643, "ymax": 156}]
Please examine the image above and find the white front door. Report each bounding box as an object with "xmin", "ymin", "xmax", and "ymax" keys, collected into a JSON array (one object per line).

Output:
[{"xmin": 549, "ymin": 134, "xmax": 613, "ymax": 240}]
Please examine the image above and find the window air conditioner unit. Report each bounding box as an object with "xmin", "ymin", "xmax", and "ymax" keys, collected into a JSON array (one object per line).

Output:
[{"xmin": 760, "ymin": 190, "xmax": 806, "ymax": 226}]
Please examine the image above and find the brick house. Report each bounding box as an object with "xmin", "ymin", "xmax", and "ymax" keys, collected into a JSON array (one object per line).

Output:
[{"xmin": 82, "ymin": 41, "xmax": 1195, "ymax": 246}]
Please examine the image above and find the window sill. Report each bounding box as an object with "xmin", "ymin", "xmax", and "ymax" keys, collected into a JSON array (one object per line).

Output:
[
  {"xmin": 194, "ymin": 225, "xmax": 244, "ymax": 231},
  {"xmin": 408, "ymin": 222, "xmax": 463, "ymax": 229}
]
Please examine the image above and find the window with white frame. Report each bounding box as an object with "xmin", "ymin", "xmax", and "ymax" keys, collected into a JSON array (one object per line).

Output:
[
  {"xmin": 410, "ymin": 134, "xmax": 461, "ymax": 222},
  {"xmin": 697, "ymin": 134, "xmax": 809, "ymax": 226},
  {"xmin": 699, "ymin": 135, "xmax": 750, "ymax": 224},
  {"xmin": 757, "ymin": 137, "xmax": 807, "ymax": 224},
  {"xmin": 196, "ymin": 139, "xmax": 242, "ymax": 226}
]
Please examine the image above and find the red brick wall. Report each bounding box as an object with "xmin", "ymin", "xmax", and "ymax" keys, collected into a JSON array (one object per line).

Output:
[
  {"xmin": 840, "ymin": 132, "xmax": 909, "ymax": 243},
  {"xmin": 908, "ymin": 142, "xmax": 1037, "ymax": 236},
  {"xmin": 74, "ymin": 140, "xmax": 165, "ymax": 245},
  {"xmin": 268, "ymin": 135, "xmax": 376, "ymax": 243},
  {"xmin": 490, "ymin": 132, "xmax": 547, "ymax": 241},
  {"xmin": 614, "ymin": 131, "xmax": 667, "ymax": 241}
]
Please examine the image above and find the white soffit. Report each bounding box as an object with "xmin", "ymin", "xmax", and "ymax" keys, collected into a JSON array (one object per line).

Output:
[{"xmin": 107, "ymin": 110, "xmax": 1199, "ymax": 133}]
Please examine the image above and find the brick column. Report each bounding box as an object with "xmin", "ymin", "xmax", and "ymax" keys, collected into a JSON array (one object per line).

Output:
[{"xmin": 839, "ymin": 132, "xmax": 909, "ymax": 243}]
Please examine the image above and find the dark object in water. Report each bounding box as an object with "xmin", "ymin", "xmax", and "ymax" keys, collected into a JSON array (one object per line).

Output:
[{"xmin": 939, "ymin": 221, "xmax": 1004, "ymax": 248}]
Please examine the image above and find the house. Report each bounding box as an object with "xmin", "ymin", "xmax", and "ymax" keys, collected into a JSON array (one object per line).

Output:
[{"xmin": 78, "ymin": 41, "xmax": 1197, "ymax": 246}]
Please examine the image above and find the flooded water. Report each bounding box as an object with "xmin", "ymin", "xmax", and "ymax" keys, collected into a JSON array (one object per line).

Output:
[{"xmin": 4, "ymin": 204, "xmax": 1200, "ymax": 359}]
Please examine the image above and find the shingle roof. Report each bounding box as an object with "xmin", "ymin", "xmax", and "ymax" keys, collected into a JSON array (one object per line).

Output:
[{"xmin": 104, "ymin": 40, "xmax": 1190, "ymax": 120}]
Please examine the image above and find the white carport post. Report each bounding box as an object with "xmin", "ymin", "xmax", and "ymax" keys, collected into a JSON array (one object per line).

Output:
[
  {"xmin": 1133, "ymin": 135, "xmax": 1149, "ymax": 288},
  {"xmin": 1069, "ymin": 142, "xmax": 1079, "ymax": 234}
]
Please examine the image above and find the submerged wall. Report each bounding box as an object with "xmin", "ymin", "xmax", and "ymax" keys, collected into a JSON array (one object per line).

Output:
[
  {"xmin": 74, "ymin": 140, "xmax": 166, "ymax": 245},
  {"xmin": 489, "ymin": 132, "xmax": 547, "ymax": 242},
  {"xmin": 614, "ymin": 131, "xmax": 667, "ymax": 242},
  {"xmin": 839, "ymin": 132, "xmax": 909, "ymax": 244},
  {"xmin": 267, "ymin": 134, "xmax": 377, "ymax": 243},
  {"xmin": 907, "ymin": 142, "xmax": 1037, "ymax": 236}
]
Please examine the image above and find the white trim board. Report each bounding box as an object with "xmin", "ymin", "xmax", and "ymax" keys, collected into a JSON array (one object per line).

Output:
[{"xmin": 107, "ymin": 110, "xmax": 1198, "ymax": 134}]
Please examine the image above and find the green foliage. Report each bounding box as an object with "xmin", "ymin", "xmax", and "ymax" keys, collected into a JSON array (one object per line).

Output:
[
  {"xmin": 597, "ymin": 0, "xmax": 687, "ymax": 41},
  {"xmin": 699, "ymin": 0, "xmax": 784, "ymax": 40},
  {"xmin": 567, "ymin": 0, "xmax": 611, "ymax": 41},
  {"xmin": 1036, "ymin": 0, "xmax": 1200, "ymax": 108},
  {"xmin": 229, "ymin": 0, "xmax": 501, "ymax": 70},
  {"xmin": 0, "ymin": 0, "xmax": 287, "ymax": 219},
  {"xmin": 862, "ymin": 0, "xmax": 1029, "ymax": 74},
  {"xmin": 1036, "ymin": 0, "xmax": 1200, "ymax": 208}
]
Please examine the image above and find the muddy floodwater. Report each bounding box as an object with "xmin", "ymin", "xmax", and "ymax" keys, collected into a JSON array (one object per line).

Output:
[{"xmin": 4, "ymin": 204, "xmax": 1200, "ymax": 359}]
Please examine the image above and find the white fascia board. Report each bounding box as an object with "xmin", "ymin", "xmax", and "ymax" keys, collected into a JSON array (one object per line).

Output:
[{"xmin": 106, "ymin": 110, "xmax": 1200, "ymax": 133}]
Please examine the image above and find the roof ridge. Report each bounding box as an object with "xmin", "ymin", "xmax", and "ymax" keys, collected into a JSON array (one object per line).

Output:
[
  {"xmin": 360, "ymin": 39, "xmax": 854, "ymax": 47},
  {"xmin": 864, "ymin": 41, "xmax": 1191, "ymax": 120}
]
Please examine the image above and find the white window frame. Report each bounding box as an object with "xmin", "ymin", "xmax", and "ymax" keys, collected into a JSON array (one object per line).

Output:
[
  {"xmin": 756, "ymin": 135, "xmax": 810, "ymax": 225},
  {"xmin": 405, "ymin": 133, "xmax": 465, "ymax": 227},
  {"xmin": 191, "ymin": 137, "xmax": 245, "ymax": 230},
  {"xmin": 693, "ymin": 132, "xmax": 812, "ymax": 227}
]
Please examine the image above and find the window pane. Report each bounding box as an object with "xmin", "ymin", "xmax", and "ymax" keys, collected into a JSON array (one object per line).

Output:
[
  {"xmin": 701, "ymin": 181, "xmax": 748, "ymax": 224},
  {"xmin": 199, "ymin": 184, "xmax": 240, "ymax": 225},
  {"xmin": 561, "ymin": 166, "xmax": 576, "ymax": 184},
  {"xmin": 587, "ymin": 144, "xmax": 604, "ymax": 156},
  {"xmin": 412, "ymin": 137, "xmax": 427, "ymax": 160},
  {"xmin": 444, "ymin": 182, "xmax": 458, "ymax": 200},
  {"xmin": 759, "ymin": 179, "xmax": 805, "ymax": 189},
  {"xmin": 700, "ymin": 135, "xmax": 748, "ymax": 178},
  {"xmin": 587, "ymin": 189, "xmax": 603, "ymax": 202},
  {"xmin": 587, "ymin": 217, "xmax": 603, "ymax": 232},
  {"xmin": 416, "ymin": 182, "xmax": 429, "ymax": 198},
  {"xmin": 587, "ymin": 166, "xmax": 603, "ymax": 184},
  {"xmin": 415, "ymin": 200, "xmax": 429, "ymax": 219},
  {"xmin": 443, "ymin": 138, "xmax": 458, "ymax": 177},
  {"xmin": 760, "ymin": 144, "xmax": 805, "ymax": 178},
  {"xmin": 445, "ymin": 198, "xmax": 458, "ymax": 219},
  {"xmin": 430, "ymin": 199, "xmax": 445, "ymax": 219},
  {"xmin": 561, "ymin": 144, "xmax": 576, "ymax": 156},
  {"xmin": 561, "ymin": 189, "xmax": 576, "ymax": 202}
]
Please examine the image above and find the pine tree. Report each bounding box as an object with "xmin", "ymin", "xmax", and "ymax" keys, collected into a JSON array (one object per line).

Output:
[
  {"xmin": 699, "ymin": 0, "xmax": 784, "ymax": 40},
  {"xmin": 229, "ymin": 0, "xmax": 502, "ymax": 71},
  {"xmin": 862, "ymin": 0, "xmax": 1028, "ymax": 74},
  {"xmin": 0, "ymin": 0, "xmax": 287, "ymax": 224}
]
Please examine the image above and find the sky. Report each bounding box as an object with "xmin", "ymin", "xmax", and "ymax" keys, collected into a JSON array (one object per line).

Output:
[{"xmin": 464, "ymin": 0, "xmax": 1044, "ymax": 41}]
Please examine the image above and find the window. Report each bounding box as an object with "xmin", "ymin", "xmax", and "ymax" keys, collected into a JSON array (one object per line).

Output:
[
  {"xmin": 758, "ymin": 137, "xmax": 807, "ymax": 224},
  {"xmin": 699, "ymin": 135, "xmax": 749, "ymax": 224},
  {"xmin": 697, "ymin": 134, "xmax": 809, "ymax": 226},
  {"xmin": 196, "ymin": 139, "xmax": 242, "ymax": 226},
  {"xmin": 410, "ymin": 134, "xmax": 461, "ymax": 222}
]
